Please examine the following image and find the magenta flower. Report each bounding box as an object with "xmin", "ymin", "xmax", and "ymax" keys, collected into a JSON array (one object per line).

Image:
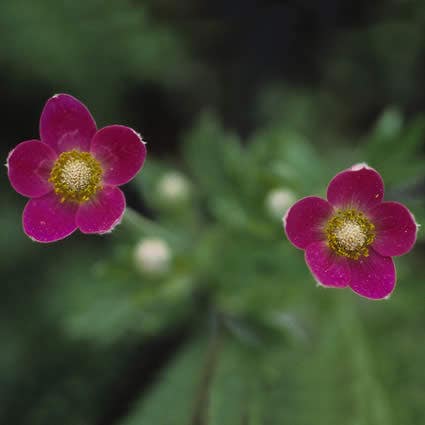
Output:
[
  {"xmin": 7, "ymin": 94, "xmax": 146, "ymax": 243},
  {"xmin": 284, "ymin": 164, "xmax": 418, "ymax": 300}
]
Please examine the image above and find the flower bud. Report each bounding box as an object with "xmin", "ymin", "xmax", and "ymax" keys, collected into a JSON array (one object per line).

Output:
[
  {"xmin": 157, "ymin": 172, "xmax": 190, "ymax": 205},
  {"xmin": 266, "ymin": 188, "xmax": 296, "ymax": 219},
  {"xmin": 134, "ymin": 238, "xmax": 171, "ymax": 275}
]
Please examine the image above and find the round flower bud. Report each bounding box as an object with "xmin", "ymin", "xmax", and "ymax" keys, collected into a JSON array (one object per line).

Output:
[
  {"xmin": 266, "ymin": 188, "xmax": 296, "ymax": 219},
  {"xmin": 157, "ymin": 172, "xmax": 190, "ymax": 205},
  {"xmin": 134, "ymin": 238, "xmax": 171, "ymax": 275}
]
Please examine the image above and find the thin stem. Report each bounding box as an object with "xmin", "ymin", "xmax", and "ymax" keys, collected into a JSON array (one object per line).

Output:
[
  {"xmin": 123, "ymin": 207, "xmax": 172, "ymax": 239},
  {"xmin": 191, "ymin": 311, "xmax": 223, "ymax": 425}
]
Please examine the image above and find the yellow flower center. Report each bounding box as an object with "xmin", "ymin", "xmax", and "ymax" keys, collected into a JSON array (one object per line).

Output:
[
  {"xmin": 326, "ymin": 209, "xmax": 375, "ymax": 260},
  {"xmin": 49, "ymin": 150, "xmax": 103, "ymax": 203}
]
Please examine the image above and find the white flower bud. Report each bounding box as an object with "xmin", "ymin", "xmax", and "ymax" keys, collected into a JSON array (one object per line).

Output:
[
  {"xmin": 157, "ymin": 172, "xmax": 190, "ymax": 204},
  {"xmin": 134, "ymin": 238, "xmax": 171, "ymax": 275},
  {"xmin": 266, "ymin": 188, "xmax": 296, "ymax": 219}
]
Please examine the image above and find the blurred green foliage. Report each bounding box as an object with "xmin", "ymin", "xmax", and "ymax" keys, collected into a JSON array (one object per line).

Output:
[
  {"xmin": 0, "ymin": 0, "xmax": 198, "ymax": 120},
  {"xmin": 325, "ymin": 0, "xmax": 425, "ymax": 115},
  {"xmin": 1, "ymin": 1, "xmax": 425, "ymax": 425}
]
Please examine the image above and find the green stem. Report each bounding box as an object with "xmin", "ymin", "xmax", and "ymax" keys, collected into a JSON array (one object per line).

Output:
[{"xmin": 123, "ymin": 207, "xmax": 171, "ymax": 239}]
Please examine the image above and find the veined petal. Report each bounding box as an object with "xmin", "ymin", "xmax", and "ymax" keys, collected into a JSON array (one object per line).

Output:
[
  {"xmin": 40, "ymin": 94, "xmax": 96, "ymax": 153},
  {"xmin": 349, "ymin": 249, "xmax": 396, "ymax": 300},
  {"xmin": 371, "ymin": 201, "xmax": 418, "ymax": 257},
  {"xmin": 76, "ymin": 185, "xmax": 125, "ymax": 234},
  {"xmin": 91, "ymin": 125, "xmax": 146, "ymax": 185},
  {"xmin": 7, "ymin": 140, "xmax": 56, "ymax": 198},
  {"xmin": 23, "ymin": 192, "xmax": 78, "ymax": 242},
  {"xmin": 284, "ymin": 196, "xmax": 333, "ymax": 249},
  {"xmin": 327, "ymin": 164, "xmax": 384, "ymax": 210},
  {"xmin": 305, "ymin": 242, "xmax": 350, "ymax": 287}
]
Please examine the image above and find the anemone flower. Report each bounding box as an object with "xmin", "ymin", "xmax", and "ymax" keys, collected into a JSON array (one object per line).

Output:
[
  {"xmin": 284, "ymin": 164, "xmax": 418, "ymax": 299},
  {"xmin": 7, "ymin": 94, "xmax": 146, "ymax": 242}
]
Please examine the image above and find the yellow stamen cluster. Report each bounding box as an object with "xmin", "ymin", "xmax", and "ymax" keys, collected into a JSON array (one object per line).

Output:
[
  {"xmin": 49, "ymin": 150, "xmax": 103, "ymax": 203},
  {"xmin": 326, "ymin": 209, "xmax": 375, "ymax": 260}
]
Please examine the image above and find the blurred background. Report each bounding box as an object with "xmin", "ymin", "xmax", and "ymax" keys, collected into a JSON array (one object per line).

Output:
[{"xmin": 1, "ymin": 1, "xmax": 425, "ymax": 424}]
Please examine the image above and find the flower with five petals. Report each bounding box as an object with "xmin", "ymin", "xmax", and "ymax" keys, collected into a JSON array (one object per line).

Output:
[
  {"xmin": 284, "ymin": 164, "xmax": 418, "ymax": 299},
  {"xmin": 7, "ymin": 94, "xmax": 146, "ymax": 242}
]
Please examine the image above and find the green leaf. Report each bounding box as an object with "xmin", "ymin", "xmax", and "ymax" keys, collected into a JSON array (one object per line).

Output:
[
  {"xmin": 364, "ymin": 112, "xmax": 425, "ymax": 185},
  {"xmin": 182, "ymin": 111, "xmax": 246, "ymax": 201},
  {"xmin": 120, "ymin": 336, "xmax": 209, "ymax": 425}
]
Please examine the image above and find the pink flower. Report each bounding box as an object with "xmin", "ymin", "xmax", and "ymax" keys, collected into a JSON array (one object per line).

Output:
[
  {"xmin": 7, "ymin": 94, "xmax": 147, "ymax": 243},
  {"xmin": 284, "ymin": 164, "xmax": 418, "ymax": 300}
]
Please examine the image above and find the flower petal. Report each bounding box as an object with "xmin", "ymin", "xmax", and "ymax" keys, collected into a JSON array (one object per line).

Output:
[
  {"xmin": 371, "ymin": 201, "xmax": 418, "ymax": 257},
  {"xmin": 40, "ymin": 94, "xmax": 96, "ymax": 153},
  {"xmin": 284, "ymin": 196, "xmax": 333, "ymax": 249},
  {"xmin": 349, "ymin": 249, "xmax": 396, "ymax": 300},
  {"xmin": 76, "ymin": 186, "xmax": 125, "ymax": 234},
  {"xmin": 305, "ymin": 242, "xmax": 350, "ymax": 287},
  {"xmin": 91, "ymin": 125, "xmax": 147, "ymax": 185},
  {"xmin": 7, "ymin": 140, "xmax": 56, "ymax": 198},
  {"xmin": 23, "ymin": 193, "xmax": 78, "ymax": 242},
  {"xmin": 327, "ymin": 164, "xmax": 384, "ymax": 210}
]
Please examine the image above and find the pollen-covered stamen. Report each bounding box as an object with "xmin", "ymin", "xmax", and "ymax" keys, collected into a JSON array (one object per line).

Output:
[
  {"xmin": 334, "ymin": 222, "xmax": 367, "ymax": 251},
  {"xmin": 61, "ymin": 160, "xmax": 93, "ymax": 191},
  {"xmin": 49, "ymin": 150, "xmax": 103, "ymax": 203},
  {"xmin": 326, "ymin": 209, "xmax": 375, "ymax": 260}
]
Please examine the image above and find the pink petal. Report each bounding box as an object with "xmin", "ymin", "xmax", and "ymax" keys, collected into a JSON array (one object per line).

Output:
[
  {"xmin": 91, "ymin": 125, "xmax": 146, "ymax": 185},
  {"xmin": 327, "ymin": 164, "xmax": 384, "ymax": 210},
  {"xmin": 305, "ymin": 242, "xmax": 350, "ymax": 287},
  {"xmin": 76, "ymin": 186, "xmax": 125, "ymax": 234},
  {"xmin": 370, "ymin": 201, "xmax": 418, "ymax": 257},
  {"xmin": 284, "ymin": 196, "xmax": 333, "ymax": 249},
  {"xmin": 7, "ymin": 140, "xmax": 57, "ymax": 198},
  {"xmin": 40, "ymin": 94, "xmax": 97, "ymax": 154},
  {"xmin": 23, "ymin": 192, "xmax": 78, "ymax": 243},
  {"xmin": 349, "ymin": 249, "xmax": 396, "ymax": 300}
]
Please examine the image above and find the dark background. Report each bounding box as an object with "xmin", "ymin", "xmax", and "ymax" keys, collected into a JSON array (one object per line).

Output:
[{"xmin": 1, "ymin": 1, "xmax": 425, "ymax": 424}]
